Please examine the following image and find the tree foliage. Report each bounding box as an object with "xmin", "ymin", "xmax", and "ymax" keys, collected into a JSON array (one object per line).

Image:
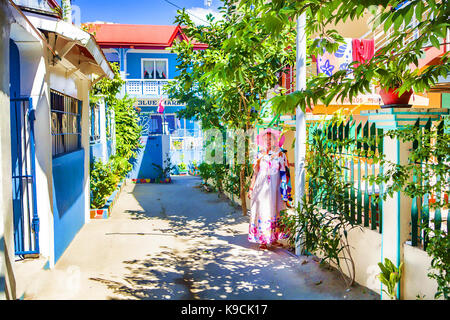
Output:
[
  {"xmin": 236, "ymin": 0, "xmax": 449, "ymax": 113},
  {"xmin": 167, "ymin": 2, "xmax": 296, "ymax": 214},
  {"xmin": 89, "ymin": 63, "xmax": 142, "ymax": 208}
]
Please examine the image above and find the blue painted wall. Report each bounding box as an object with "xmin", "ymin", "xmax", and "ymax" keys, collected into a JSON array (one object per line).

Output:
[
  {"xmin": 9, "ymin": 40, "xmax": 23, "ymax": 253},
  {"xmin": 52, "ymin": 149, "xmax": 85, "ymax": 262},
  {"xmin": 128, "ymin": 135, "xmax": 164, "ymax": 180},
  {"xmin": 9, "ymin": 40, "xmax": 20, "ymax": 98},
  {"xmin": 89, "ymin": 142, "xmax": 103, "ymax": 164},
  {"xmin": 126, "ymin": 52, "xmax": 179, "ymax": 79},
  {"xmin": 107, "ymin": 139, "xmax": 114, "ymax": 159}
]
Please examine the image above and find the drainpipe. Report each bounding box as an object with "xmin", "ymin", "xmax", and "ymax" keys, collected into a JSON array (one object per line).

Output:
[
  {"xmin": 294, "ymin": 13, "xmax": 307, "ymax": 256},
  {"xmin": 61, "ymin": 0, "xmax": 72, "ymax": 24}
]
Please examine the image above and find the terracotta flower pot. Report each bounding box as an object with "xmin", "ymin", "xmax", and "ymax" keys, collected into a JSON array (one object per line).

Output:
[{"xmin": 379, "ymin": 88, "xmax": 413, "ymax": 106}]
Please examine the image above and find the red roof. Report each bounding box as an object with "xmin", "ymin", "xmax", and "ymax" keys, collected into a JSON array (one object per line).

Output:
[{"xmin": 87, "ymin": 23, "xmax": 207, "ymax": 50}]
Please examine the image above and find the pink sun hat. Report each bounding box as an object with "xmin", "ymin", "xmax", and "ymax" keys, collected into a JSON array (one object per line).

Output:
[{"xmin": 256, "ymin": 128, "xmax": 286, "ymax": 148}]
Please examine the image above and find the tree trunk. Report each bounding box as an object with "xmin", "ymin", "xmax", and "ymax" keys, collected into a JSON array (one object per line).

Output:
[
  {"xmin": 239, "ymin": 133, "xmax": 250, "ymax": 216},
  {"xmin": 240, "ymin": 165, "xmax": 247, "ymax": 216}
]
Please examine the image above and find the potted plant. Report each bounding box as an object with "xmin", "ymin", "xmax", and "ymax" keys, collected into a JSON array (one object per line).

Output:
[
  {"xmin": 178, "ymin": 162, "xmax": 187, "ymax": 175},
  {"xmin": 152, "ymin": 156, "xmax": 176, "ymax": 183},
  {"xmin": 375, "ymin": 60, "xmax": 414, "ymax": 108}
]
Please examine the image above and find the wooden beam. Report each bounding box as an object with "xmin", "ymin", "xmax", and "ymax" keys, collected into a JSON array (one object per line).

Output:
[
  {"xmin": 57, "ymin": 41, "xmax": 76, "ymax": 59},
  {"xmin": 48, "ymin": 32, "xmax": 56, "ymax": 65},
  {"xmin": 59, "ymin": 57, "xmax": 89, "ymax": 80},
  {"xmin": 66, "ymin": 68, "xmax": 78, "ymax": 78},
  {"xmin": 78, "ymin": 61, "xmax": 103, "ymax": 76}
]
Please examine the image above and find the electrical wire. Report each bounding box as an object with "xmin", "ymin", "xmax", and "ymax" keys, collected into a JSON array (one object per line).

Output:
[{"xmin": 162, "ymin": 0, "xmax": 210, "ymax": 24}]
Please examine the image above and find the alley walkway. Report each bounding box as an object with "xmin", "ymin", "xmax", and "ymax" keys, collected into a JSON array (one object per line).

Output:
[{"xmin": 24, "ymin": 176, "xmax": 379, "ymax": 300}]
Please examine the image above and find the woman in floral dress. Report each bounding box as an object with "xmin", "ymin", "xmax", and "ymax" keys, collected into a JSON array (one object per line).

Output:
[{"xmin": 247, "ymin": 128, "xmax": 290, "ymax": 250}]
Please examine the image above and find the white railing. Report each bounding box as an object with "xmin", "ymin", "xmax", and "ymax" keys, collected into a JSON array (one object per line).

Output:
[
  {"xmin": 125, "ymin": 79, "xmax": 175, "ymax": 96},
  {"xmin": 374, "ymin": 6, "xmax": 431, "ymax": 53}
]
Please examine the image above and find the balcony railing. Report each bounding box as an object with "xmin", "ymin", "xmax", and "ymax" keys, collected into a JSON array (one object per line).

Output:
[{"xmin": 124, "ymin": 79, "xmax": 175, "ymax": 96}]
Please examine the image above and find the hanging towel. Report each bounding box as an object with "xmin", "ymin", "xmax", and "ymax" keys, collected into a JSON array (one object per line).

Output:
[
  {"xmin": 352, "ymin": 39, "xmax": 375, "ymax": 68},
  {"xmin": 279, "ymin": 149, "xmax": 293, "ymax": 203},
  {"xmin": 316, "ymin": 38, "xmax": 353, "ymax": 78}
]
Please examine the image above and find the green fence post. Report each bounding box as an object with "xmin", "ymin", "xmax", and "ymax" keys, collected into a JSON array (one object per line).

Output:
[
  {"xmin": 349, "ymin": 120, "xmax": 356, "ymax": 223},
  {"xmin": 377, "ymin": 127, "xmax": 384, "ymax": 234},
  {"xmin": 421, "ymin": 119, "xmax": 432, "ymax": 249},
  {"xmin": 363, "ymin": 121, "xmax": 370, "ymax": 227},
  {"xmin": 344, "ymin": 120, "xmax": 350, "ymax": 220},
  {"xmin": 370, "ymin": 122, "xmax": 377, "ymax": 230},
  {"xmin": 411, "ymin": 119, "xmax": 420, "ymax": 246},
  {"xmin": 434, "ymin": 121, "xmax": 444, "ymax": 232},
  {"xmin": 356, "ymin": 122, "xmax": 363, "ymax": 225}
]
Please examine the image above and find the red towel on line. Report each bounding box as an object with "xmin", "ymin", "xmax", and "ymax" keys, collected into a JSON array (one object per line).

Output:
[{"xmin": 352, "ymin": 39, "xmax": 375, "ymax": 68}]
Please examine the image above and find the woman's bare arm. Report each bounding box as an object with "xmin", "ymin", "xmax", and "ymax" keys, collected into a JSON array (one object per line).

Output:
[{"xmin": 248, "ymin": 161, "xmax": 259, "ymax": 198}]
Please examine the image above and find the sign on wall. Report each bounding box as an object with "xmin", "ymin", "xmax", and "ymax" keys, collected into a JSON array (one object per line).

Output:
[{"xmin": 134, "ymin": 99, "xmax": 186, "ymax": 107}]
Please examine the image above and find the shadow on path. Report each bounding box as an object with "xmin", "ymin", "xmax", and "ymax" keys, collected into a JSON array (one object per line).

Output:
[{"xmin": 90, "ymin": 176, "xmax": 379, "ymax": 300}]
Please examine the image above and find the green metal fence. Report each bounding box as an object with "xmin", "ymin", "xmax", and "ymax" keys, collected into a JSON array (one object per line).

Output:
[
  {"xmin": 305, "ymin": 115, "xmax": 449, "ymax": 246},
  {"xmin": 410, "ymin": 117, "xmax": 449, "ymax": 249},
  {"xmin": 306, "ymin": 117, "xmax": 384, "ymax": 233}
]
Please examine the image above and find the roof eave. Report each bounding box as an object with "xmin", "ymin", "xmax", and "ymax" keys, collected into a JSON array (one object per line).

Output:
[{"xmin": 26, "ymin": 14, "xmax": 114, "ymax": 79}]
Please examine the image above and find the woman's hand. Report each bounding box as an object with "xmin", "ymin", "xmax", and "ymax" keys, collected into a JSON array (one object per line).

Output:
[{"xmin": 248, "ymin": 188, "xmax": 253, "ymax": 199}]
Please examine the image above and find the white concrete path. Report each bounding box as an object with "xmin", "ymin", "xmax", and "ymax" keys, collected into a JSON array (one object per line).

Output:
[{"xmin": 24, "ymin": 176, "xmax": 380, "ymax": 300}]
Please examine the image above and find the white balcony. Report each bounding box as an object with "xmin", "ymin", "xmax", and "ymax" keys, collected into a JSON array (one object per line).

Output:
[{"xmin": 124, "ymin": 79, "xmax": 175, "ymax": 97}]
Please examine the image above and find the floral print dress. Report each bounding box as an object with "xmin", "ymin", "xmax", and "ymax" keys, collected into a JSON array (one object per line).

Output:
[{"xmin": 248, "ymin": 149, "xmax": 289, "ymax": 245}]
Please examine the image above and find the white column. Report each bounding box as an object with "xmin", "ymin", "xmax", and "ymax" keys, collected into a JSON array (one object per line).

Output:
[
  {"xmin": 99, "ymin": 99, "xmax": 107, "ymax": 162},
  {"xmin": 294, "ymin": 13, "xmax": 307, "ymax": 256}
]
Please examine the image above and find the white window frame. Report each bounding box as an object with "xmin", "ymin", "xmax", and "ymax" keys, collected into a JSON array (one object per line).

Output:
[{"xmin": 141, "ymin": 58, "xmax": 169, "ymax": 80}]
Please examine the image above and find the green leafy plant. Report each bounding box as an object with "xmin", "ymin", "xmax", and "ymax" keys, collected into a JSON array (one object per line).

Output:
[
  {"xmin": 367, "ymin": 120, "xmax": 449, "ymax": 299},
  {"xmin": 211, "ymin": 163, "xmax": 229, "ymax": 194},
  {"xmin": 198, "ymin": 162, "xmax": 214, "ymax": 187},
  {"xmin": 224, "ymin": 165, "xmax": 241, "ymax": 198},
  {"xmin": 61, "ymin": 0, "xmax": 71, "ymax": 22},
  {"xmin": 178, "ymin": 162, "xmax": 187, "ymax": 171},
  {"xmin": 168, "ymin": 3, "xmax": 296, "ymax": 215},
  {"xmin": 375, "ymin": 59, "xmax": 416, "ymax": 92},
  {"xmin": 197, "ymin": 162, "xmax": 229, "ymax": 194},
  {"xmin": 152, "ymin": 154, "xmax": 176, "ymax": 182},
  {"xmin": 90, "ymin": 159, "xmax": 119, "ymax": 208},
  {"xmin": 423, "ymin": 227, "xmax": 450, "ymax": 300},
  {"xmin": 241, "ymin": 0, "xmax": 449, "ymax": 114},
  {"xmin": 280, "ymin": 119, "xmax": 359, "ymax": 288},
  {"xmin": 89, "ymin": 63, "xmax": 143, "ymax": 208},
  {"xmin": 377, "ymin": 258, "xmax": 403, "ymax": 300}
]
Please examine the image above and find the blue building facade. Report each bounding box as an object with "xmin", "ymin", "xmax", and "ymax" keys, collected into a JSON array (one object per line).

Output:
[
  {"xmin": 94, "ymin": 24, "xmax": 205, "ymax": 180},
  {"xmin": 1, "ymin": 0, "xmax": 114, "ymax": 299}
]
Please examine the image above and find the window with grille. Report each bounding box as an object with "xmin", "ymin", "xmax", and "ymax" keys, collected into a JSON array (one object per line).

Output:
[
  {"xmin": 90, "ymin": 103, "xmax": 101, "ymax": 143},
  {"xmin": 51, "ymin": 90, "xmax": 82, "ymax": 157},
  {"xmin": 106, "ymin": 104, "xmax": 113, "ymax": 140}
]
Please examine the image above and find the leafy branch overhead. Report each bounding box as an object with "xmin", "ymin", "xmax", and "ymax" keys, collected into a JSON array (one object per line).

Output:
[
  {"xmin": 167, "ymin": 2, "xmax": 296, "ymax": 215},
  {"xmin": 168, "ymin": 3, "xmax": 296, "ymax": 130},
  {"xmin": 237, "ymin": 0, "xmax": 449, "ymax": 113}
]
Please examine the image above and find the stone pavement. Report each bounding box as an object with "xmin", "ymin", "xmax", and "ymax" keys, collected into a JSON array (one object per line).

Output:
[{"xmin": 24, "ymin": 176, "xmax": 380, "ymax": 300}]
